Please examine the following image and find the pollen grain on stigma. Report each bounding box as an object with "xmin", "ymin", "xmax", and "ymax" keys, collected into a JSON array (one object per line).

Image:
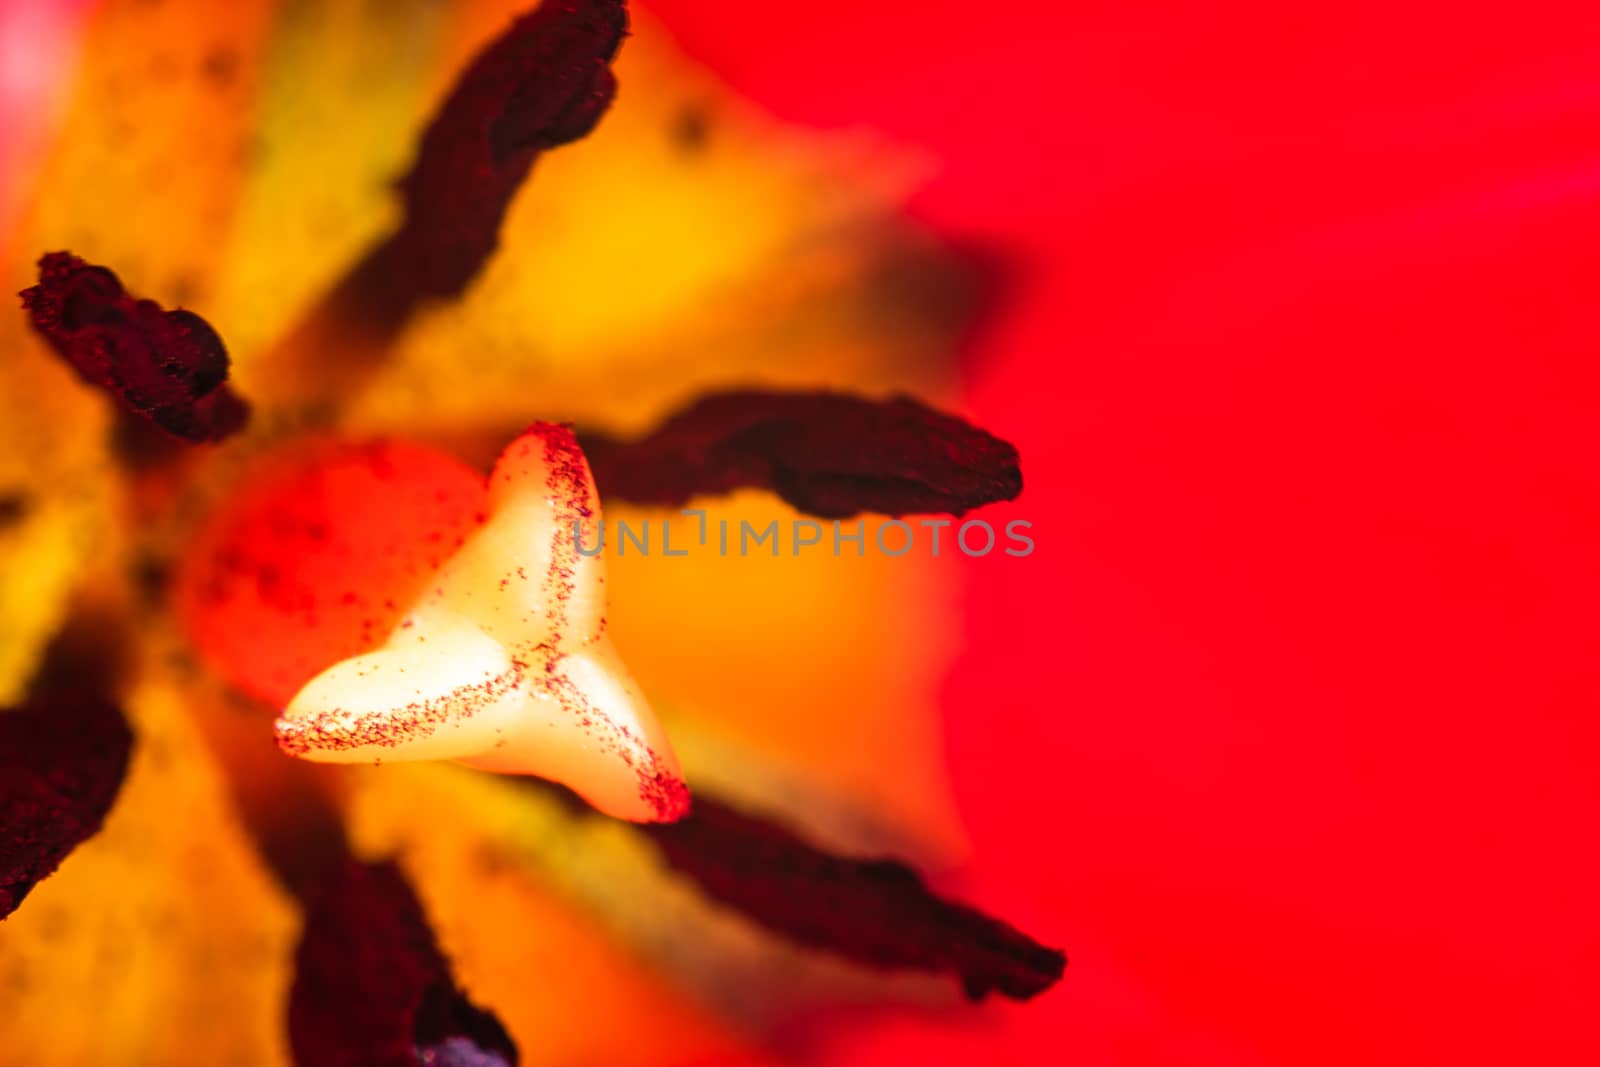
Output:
[{"xmin": 275, "ymin": 423, "xmax": 688, "ymax": 824}]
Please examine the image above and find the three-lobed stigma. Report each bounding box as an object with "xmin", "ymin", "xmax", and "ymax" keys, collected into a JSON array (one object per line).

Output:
[{"xmin": 275, "ymin": 423, "xmax": 688, "ymax": 823}]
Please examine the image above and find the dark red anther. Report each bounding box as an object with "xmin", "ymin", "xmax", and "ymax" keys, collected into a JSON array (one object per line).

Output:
[
  {"xmin": 387, "ymin": 0, "xmax": 628, "ymax": 300},
  {"xmin": 581, "ymin": 390, "xmax": 1024, "ymax": 518},
  {"xmin": 289, "ymin": 860, "xmax": 517, "ymax": 1067},
  {"xmin": 0, "ymin": 690, "xmax": 133, "ymax": 920},
  {"xmin": 19, "ymin": 252, "xmax": 248, "ymax": 442},
  {"xmin": 523, "ymin": 779, "xmax": 1064, "ymax": 1001},
  {"xmin": 644, "ymin": 796, "xmax": 1064, "ymax": 1001}
]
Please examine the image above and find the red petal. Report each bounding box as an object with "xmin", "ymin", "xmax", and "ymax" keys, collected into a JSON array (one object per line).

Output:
[
  {"xmin": 581, "ymin": 390, "xmax": 1023, "ymax": 518},
  {"xmin": 0, "ymin": 690, "xmax": 132, "ymax": 920},
  {"xmin": 19, "ymin": 252, "xmax": 248, "ymax": 442}
]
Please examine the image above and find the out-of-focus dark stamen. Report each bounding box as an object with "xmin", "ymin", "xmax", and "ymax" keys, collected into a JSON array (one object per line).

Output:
[
  {"xmin": 192, "ymin": 693, "xmax": 517, "ymax": 1065},
  {"xmin": 265, "ymin": 0, "xmax": 629, "ymax": 414},
  {"xmin": 393, "ymin": 0, "xmax": 626, "ymax": 301},
  {"xmin": 291, "ymin": 861, "xmax": 518, "ymax": 1067},
  {"xmin": 1, "ymin": 606, "xmax": 135, "ymax": 921},
  {"xmin": 0, "ymin": 691, "xmax": 132, "ymax": 922},
  {"xmin": 519, "ymin": 777, "xmax": 1066, "ymax": 1001}
]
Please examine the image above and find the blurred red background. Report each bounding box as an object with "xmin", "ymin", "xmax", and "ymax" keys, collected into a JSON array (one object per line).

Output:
[
  {"xmin": 2, "ymin": 1, "xmax": 1596, "ymax": 1063},
  {"xmin": 642, "ymin": 2, "xmax": 1600, "ymax": 1064}
]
